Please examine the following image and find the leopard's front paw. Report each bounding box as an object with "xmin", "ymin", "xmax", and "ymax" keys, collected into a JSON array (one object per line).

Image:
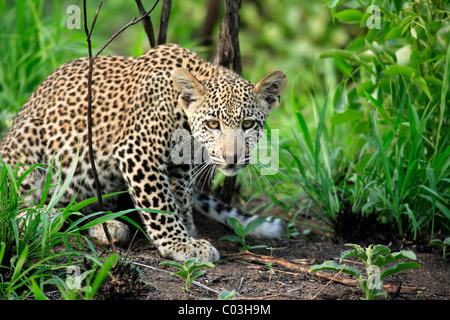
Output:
[
  {"xmin": 87, "ymin": 219, "xmax": 130, "ymax": 246},
  {"xmin": 159, "ymin": 239, "xmax": 220, "ymax": 263}
]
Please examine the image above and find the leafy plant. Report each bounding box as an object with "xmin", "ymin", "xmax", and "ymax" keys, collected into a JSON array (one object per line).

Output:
[
  {"xmin": 47, "ymin": 253, "xmax": 119, "ymax": 300},
  {"xmin": 278, "ymin": 0, "xmax": 450, "ymax": 239},
  {"xmin": 310, "ymin": 243, "xmax": 421, "ymax": 300},
  {"xmin": 430, "ymin": 237, "xmax": 450, "ymax": 259},
  {"xmin": 265, "ymin": 247, "xmax": 276, "ymax": 293},
  {"xmin": 220, "ymin": 217, "xmax": 269, "ymax": 252},
  {"xmin": 159, "ymin": 258, "xmax": 215, "ymax": 292},
  {"xmin": 0, "ymin": 154, "xmax": 132, "ymax": 299},
  {"xmin": 219, "ymin": 290, "xmax": 238, "ymax": 300},
  {"xmin": 324, "ymin": 0, "xmax": 450, "ymax": 238}
]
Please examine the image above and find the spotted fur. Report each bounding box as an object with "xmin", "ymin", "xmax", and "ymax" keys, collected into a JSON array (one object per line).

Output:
[{"xmin": 0, "ymin": 44, "xmax": 287, "ymax": 262}]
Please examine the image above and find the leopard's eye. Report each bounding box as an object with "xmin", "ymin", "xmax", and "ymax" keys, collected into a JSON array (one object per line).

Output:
[
  {"xmin": 206, "ymin": 120, "xmax": 220, "ymax": 130},
  {"xmin": 242, "ymin": 120, "xmax": 255, "ymax": 130}
]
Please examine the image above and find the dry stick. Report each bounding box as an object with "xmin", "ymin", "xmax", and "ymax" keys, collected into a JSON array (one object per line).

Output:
[
  {"xmin": 311, "ymin": 264, "xmax": 347, "ymax": 300},
  {"xmin": 132, "ymin": 262, "xmax": 220, "ymax": 294},
  {"xmin": 93, "ymin": 0, "xmax": 161, "ymax": 60},
  {"xmin": 83, "ymin": 0, "xmax": 116, "ymax": 252},
  {"xmin": 82, "ymin": 0, "xmax": 161, "ymax": 252},
  {"xmin": 210, "ymin": 0, "xmax": 242, "ymax": 203},
  {"xmin": 157, "ymin": 0, "xmax": 172, "ymax": 45},
  {"xmin": 227, "ymin": 251, "xmax": 426, "ymax": 294},
  {"xmin": 197, "ymin": 0, "xmax": 221, "ymax": 56},
  {"xmin": 135, "ymin": 0, "xmax": 156, "ymax": 48}
]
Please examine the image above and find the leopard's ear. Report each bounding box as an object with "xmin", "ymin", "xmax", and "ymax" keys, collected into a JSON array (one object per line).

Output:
[
  {"xmin": 172, "ymin": 68, "xmax": 205, "ymax": 110},
  {"xmin": 254, "ymin": 70, "xmax": 287, "ymax": 113}
]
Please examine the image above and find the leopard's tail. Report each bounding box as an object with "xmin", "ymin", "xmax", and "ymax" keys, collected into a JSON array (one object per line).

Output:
[{"xmin": 193, "ymin": 192, "xmax": 285, "ymax": 239}]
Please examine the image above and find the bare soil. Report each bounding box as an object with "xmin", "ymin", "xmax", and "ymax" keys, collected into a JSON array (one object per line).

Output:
[{"xmin": 95, "ymin": 200, "xmax": 449, "ymax": 301}]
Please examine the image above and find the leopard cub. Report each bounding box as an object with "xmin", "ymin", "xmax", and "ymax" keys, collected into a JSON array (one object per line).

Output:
[{"xmin": 0, "ymin": 44, "xmax": 287, "ymax": 262}]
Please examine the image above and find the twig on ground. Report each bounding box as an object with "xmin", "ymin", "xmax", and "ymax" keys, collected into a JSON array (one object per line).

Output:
[
  {"xmin": 225, "ymin": 251, "xmax": 426, "ymax": 294},
  {"xmin": 311, "ymin": 264, "xmax": 347, "ymax": 300},
  {"xmin": 132, "ymin": 262, "xmax": 220, "ymax": 295}
]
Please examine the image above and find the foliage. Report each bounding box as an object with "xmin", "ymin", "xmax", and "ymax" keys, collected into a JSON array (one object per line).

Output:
[
  {"xmin": 0, "ymin": 1, "xmax": 448, "ymax": 301},
  {"xmin": 0, "ymin": 154, "xmax": 137, "ymax": 299},
  {"xmin": 218, "ymin": 289, "xmax": 238, "ymax": 300},
  {"xmin": 220, "ymin": 217, "xmax": 268, "ymax": 252},
  {"xmin": 322, "ymin": 0, "xmax": 450, "ymax": 238},
  {"xmin": 310, "ymin": 243, "xmax": 421, "ymax": 300},
  {"xmin": 266, "ymin": 0, "xmax": 450, "ymax": 239},
  {"xmin": 0, "ymin": 158, "xmax": 79, "ymax": 298},
  {"xmin": 0, "ymin": 0, "xmax": 86, "ymax": 136},
  {"xmin": 159, "ymin": 258, "xmax": 215, "ymax": 292},
  {"xmin": 429, "ymin": 237, "xmax": 450, "ymax": 259}
]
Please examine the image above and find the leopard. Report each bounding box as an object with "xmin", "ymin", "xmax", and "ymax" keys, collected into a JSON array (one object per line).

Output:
[{"xmin": 0, "ymin": 44, "xmax": 287, "ymax": 262}]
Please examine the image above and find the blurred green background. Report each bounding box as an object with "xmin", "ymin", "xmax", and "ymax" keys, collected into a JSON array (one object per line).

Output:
[{"xmin": 1, "ymin": 0, "xmax": 449, "ymax": 240}]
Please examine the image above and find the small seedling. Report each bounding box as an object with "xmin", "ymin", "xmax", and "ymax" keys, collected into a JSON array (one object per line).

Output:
[
  {"xmin": 220, "ymin": 217, "xmax": 268, "ymax": 252},
  {"xmin": 310, "ymin": 243, "xmax": 421, "ymax": 300},
  {"xmin": 159, "ymin": 258, "xmax": 215, "ymax": 292},
  {"xmin": 430, "ymin": 237, "xmax": 450, "ymax": 259},
  {"xmin": 218, "ymin": 290, "xmax": 237, "ymax": 300},
  {"xmin": 266, "ymin": 247, "xmax": 276, "ymax": 293}
]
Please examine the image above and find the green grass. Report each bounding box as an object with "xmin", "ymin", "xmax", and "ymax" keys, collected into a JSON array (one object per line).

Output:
[
  {"xmin": 259, "ymin": 0, "xmax": 450, "ymax": 239},
  {"xmin": 0, "ymin": 152, "xmax": 112, "ymax": 299},
  {"xmin": 0, "ymin": 0, "xmax": 448, "ymax": 299},
  {"xmin": 240, "ymin": 1, "xmax": 449, "ymax": 240}
]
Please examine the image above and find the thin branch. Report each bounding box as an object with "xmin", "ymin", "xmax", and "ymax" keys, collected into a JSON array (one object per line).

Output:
[
  {"xmin": 81, "ymin": 0, "xmax": 160, "ymax": 252},
  {"xmin": 311, "ymin": 264, "xmax": 347, "ymax": 300},
  {"xmin": 93, "ymin": 0, "xmax": 161, "ymax": 59},
  {"xmin": 83, "ymin": 0, "xmax": 115, "ymax": 253},
  {"xmin": 135, "ymin": 0, "xmax": 156, "ymax": 48},
  {"xmin": 157, "ymin": 0, "xmax": 172, "ymax": 45},
  {"xmin": 132, "ymin": 262, "xmax": 220, "ymax": 294},
  {"xmin": 226, "ymin": 251, "xmax": 427, "ymax": 294}
]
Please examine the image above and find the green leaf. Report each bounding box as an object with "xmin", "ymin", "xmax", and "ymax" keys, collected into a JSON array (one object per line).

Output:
[
  {"xmin": 330, "ymin": 109, "xmax": 364, "ymax": 125},
  {"xmin": 219, "ymin": 290, "xmax": 237, "ymax": 300},
  {"xmin": 334, "ymin": 57, "xmax": 353, "ymax": 77},
  {"xmin": 160, "ymin": 260, "xmax": 184, "ymax": 270},
  {"xmin": 382, "ymin": 65, "xmax": 419, "ymax": 78},
  {"xmin": 226, "ymin": 217, "xmax": 246, "ymax": 237},
  {"xmin": 374, "ymin": 250, "xmax": 417, "ymax": 267},
  {"xmin": 295, "ymin": 111, "xmax": 314, "ymax": 158},
  {"xmin": 320, "ymin": 49, "xmax": 376, "ymax": 75},
  {"xmin": 310, "ymin": 260, "xmax": 361, "ymax": 278},
  {"xmin": 412, "ymin": 76, "xmax": 432, "ymax": 100},
  {"xmin": 173, "ymin": 270, "xmax": 189, "ymax": 279},
  {"xmin": 333, "ymin": 82, "xmax": 348, "ymax": 113},
  {"xmin": 380, "ymin": 262, "xmax": 421, "ymax": 280},
  {"xmin": 30, "ymin": 279, "xmax": 47, "ymax": 300},
  {"xmin": 191, "ymin": 270, "xmax": 207, "ymax": 281},
  {"xmin": 187, "ymin": 259, "xmax": 215, "ymax": 273},
  {"xmin": 245, "ymin": 217, "xmax": 267, "ymax": 234},
  {"xmin": 88, "ymin": 253, "xmax": 119, "ymax": 300},
  {"xmin": 340, "ymin": 248, "xmax": 367, "ymax": 262},
  {"xmin": 370, "ymin": 245, "xmax": 391, "ymax": 259},
  {"xmin": 429, "ymin": 239, "xmax": 443, "ymax": 247},
  {"xmin": 335, "ymin": 9, "xmax": 363, "ymax": 24},
  {"xmin": 327, "ymin": 0, "xmax": 342, "ymax": 8}
]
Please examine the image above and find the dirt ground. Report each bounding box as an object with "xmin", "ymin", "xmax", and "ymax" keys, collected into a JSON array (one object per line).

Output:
[{"xmin": 95, "ymin": 202, "xmax": 449, "ymax": 301}]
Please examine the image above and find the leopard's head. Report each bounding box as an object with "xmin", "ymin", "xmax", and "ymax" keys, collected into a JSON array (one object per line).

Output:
[{"xmin": 173, "ymin": 68, "xmax": 287, "ymax": 176}]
